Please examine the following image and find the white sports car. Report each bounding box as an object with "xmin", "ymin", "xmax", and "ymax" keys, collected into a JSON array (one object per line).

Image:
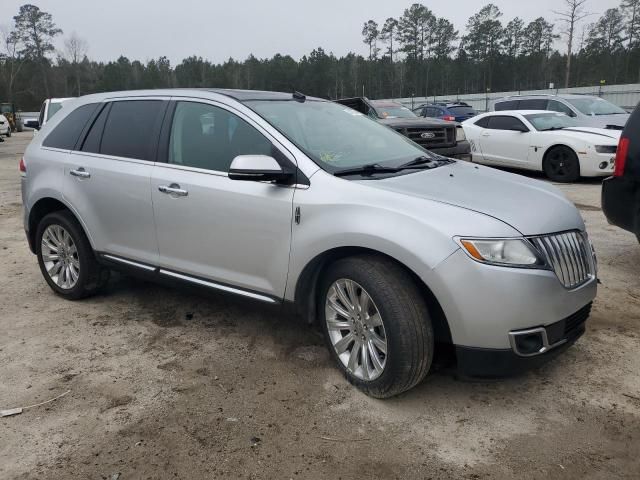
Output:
[{"xmin": 462, "ymin": 110, "xmax": 620, "ymax": 182}]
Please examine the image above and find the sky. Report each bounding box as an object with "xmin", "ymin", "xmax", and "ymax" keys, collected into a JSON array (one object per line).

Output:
[{"xmin": 2, "ymin": 0, "xmax": 623, "ymax": 65}]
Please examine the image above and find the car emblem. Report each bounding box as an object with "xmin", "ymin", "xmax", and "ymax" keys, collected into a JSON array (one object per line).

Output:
[{"xmin": 420, "ymin": 132, "xmax": 435, "ymax": 139}]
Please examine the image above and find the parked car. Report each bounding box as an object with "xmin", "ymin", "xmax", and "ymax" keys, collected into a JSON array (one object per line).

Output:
[
  {"xmin": 494, "ymin": 94, "xmax": 629, "ymax": 130},
  {"xmin": 334, "ymin": 97, "xmax": 471, "ymax": 160},
  {"xmin": 34, "ymin": 98, "xmax": 74, "ymax": 131},
  {"xmin": 414, "ymin": 102, "xmax": 477, "ymax": 122},
  {"xmin": 0, "ymin": 114, "xmax": 11, "ymax": 137},
  {"xmin": 463, "ymin": 110, "xmax": 620, "ymax": 182},
  {"xmin": 602, "ymin": 103, "xmax": 640, "ymax": 244},
  {"xmin": 22, "ymin": 89, "xmax": 597, "ymax": 397}
]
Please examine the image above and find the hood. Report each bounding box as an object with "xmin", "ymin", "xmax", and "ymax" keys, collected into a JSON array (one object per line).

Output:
[
  {"xmin": 359, "ymin": 161, "xmax": 584, "ymax": 236},
  {"xmin": 554, "ymin": 127, "xmax": 621, "ymax": 143},
  {"xmin": 579, "ymin": 113, "xmax": 629, "ymax": 129},
  {"xmin": 378, "ymin": 117, "xmax": 454, "ymax": 129}
]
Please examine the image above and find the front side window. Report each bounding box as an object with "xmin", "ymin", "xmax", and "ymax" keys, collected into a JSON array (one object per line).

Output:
[
  {"xmin": 168, "ymin": 101, "xmax": 272, "ymax": 172},
  {"xmin": 487, "ymin": 115, "xmax": 527, "ymax": 131},
  {"xmin": 246, "ymin": 100, "xmax": 436, "ymax": 173},
  {"xmin": 494, "ymin": 100, "xmax": 518, "ymax": 111},
  {"xmin": 100, "ymin": 100, "xmax": 165, "ymax": 161},
  {"xmin": 547, "ymin": 100, "xmax": 574, "ymax": 116},
  {"xmin": 42, "ymin": 103, "xmax": 98, "ymax": 150},
  {"xmin": 566, "ymin": 97, "xmax": 627, "ymax": 116}
]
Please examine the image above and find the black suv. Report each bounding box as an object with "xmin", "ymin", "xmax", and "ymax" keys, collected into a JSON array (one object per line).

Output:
[
  {"xmin": 602, "ymin": 104, "xmax": 640, "ymax": 243},
  {"xmin": 335, "ymin": 97, "xmax": 471, "ymax": 160}
]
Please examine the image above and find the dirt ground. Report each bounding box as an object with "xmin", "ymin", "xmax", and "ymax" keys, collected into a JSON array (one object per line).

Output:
[{"xmin": 1, "ymin": 131, "xmax": 639, "ymax": 480}]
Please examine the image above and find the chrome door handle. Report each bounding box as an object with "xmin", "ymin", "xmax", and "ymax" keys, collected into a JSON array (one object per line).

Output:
[
  {"xmin": 158, "ymin": 184, "xmax": 188, "ymax": 197},
  {"xmin": 70, "ymin": 168, "xmax": 90, "ymax": 178},
  {"xmin": 481, "ymin": 133, "xmax": 491, "ymax": 137}
]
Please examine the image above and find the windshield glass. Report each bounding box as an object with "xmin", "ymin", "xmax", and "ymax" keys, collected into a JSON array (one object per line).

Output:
[
  {"xmin": 246, "ymin": 100, "xmax": 435, "ymax": 172},
  {"xmin": 524, "ymin": 113, "xmax": 580, "ymax": 131},
  {"xmin": 566, "ymin": 97, "xmax": 627, "ymax": 116},
  {"xmin": 0, "ymin": 105, "xmax": 11, "ymax": 114},
  {"xmin": 47, "ymin": 102, "xmax": 64, "ymax": 120},
  {"xmin": 373, "ymin": 105, "xmax": 416, "ymax": 119}
]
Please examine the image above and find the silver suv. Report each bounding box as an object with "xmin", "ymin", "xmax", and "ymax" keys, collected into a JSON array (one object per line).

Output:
[
  {"xmin": 21, "ymin": 89, "xmax": 598, "ymax": 397},
  {"xmin": 494, "ymin": 94, "xmax": 629, "ymax": 129}
]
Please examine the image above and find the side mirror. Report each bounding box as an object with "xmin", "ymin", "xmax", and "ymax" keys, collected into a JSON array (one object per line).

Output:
[
  {"xmin": 511, "ymin": 124, "xmax": 529, "ymax": 133},
  {"xmin": 228, "ymin": 155, "xmax": 292, "ymax": 183},
  {"xmin": 25, "ymin": 120, "xmax": 40, "ymax": 130}
]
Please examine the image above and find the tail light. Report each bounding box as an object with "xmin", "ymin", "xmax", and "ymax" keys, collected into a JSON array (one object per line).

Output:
[
  {"xmin": 19, "ymin": 157, "xmax": 26, "ymax": 177},
  {"xmin": 443, "ymin": 115, "xmax": 456, "ymax": 122},
  {"xmin": 613, "ymin": 137, "xmax": 629, "ymax": 177}
]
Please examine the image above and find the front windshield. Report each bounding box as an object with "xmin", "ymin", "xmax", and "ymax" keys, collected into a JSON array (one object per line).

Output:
[
  {"xmin": 47, "ymin": 102, "xmax": 64, "ymax": 120},
  {"xmin": 524, "ymin": 113, "xmax": 580, "ymax": 131},
  {"xmin": 246, "ymin": 100, "xmax": 434, "ymax": 172},
  {"xmin": 566, "ymin": 97, "xmax": 627, "ymax": 116},
  {"xmin": 373, "ymin": 105, "xmax": 417, "ymax": 119}
]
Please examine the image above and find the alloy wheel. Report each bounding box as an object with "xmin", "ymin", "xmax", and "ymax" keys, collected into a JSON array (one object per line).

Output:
[
  {"xmin": 41, "ymin": 224, "xmax": 80, "ymax": 289},
  {"xmin": 325, "ymin": 279, "xmax": 387, "ymax": 381}
]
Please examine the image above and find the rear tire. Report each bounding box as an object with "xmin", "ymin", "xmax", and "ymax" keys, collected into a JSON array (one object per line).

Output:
[
  {"xmin": 36, "ymin": 210, "xmax": 109, "ymax": 300},
  {"xmin": 543, "ymin": 146, "xmax": 580, "ymax": 182},
  {"xmin": 319, "ymin": 254, "xmax": 434, "ymax": 398},
  {"xmin": 6, "ymin": 129, "xmax": 11, "ymax": 137}
]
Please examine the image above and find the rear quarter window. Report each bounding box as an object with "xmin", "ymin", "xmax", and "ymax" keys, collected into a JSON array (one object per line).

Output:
[{"xmin": 42, "ymin": 103, "xmax": 99, "ymax": 150}]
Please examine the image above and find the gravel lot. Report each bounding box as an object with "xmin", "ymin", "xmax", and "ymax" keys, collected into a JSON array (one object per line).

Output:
[{"xmin": 1, "ymin": 132, "xmax": 639, "ymax": 479}]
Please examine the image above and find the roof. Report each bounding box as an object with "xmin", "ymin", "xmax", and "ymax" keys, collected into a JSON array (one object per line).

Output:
[
  {"xmin": 204, "ymin": 89, "xmax": 324, "ymax": 102},
  {"xmin": 497, "ymin": 93, "xmax": 595, "ymax": 101},
  {"xmin": 370, "ymin": 100, "xmax": 404, "ymax": 107}
]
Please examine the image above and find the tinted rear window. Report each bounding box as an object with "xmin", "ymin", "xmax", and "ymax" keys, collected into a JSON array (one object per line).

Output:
[
  {"xmin": 100, "ymin": 100, "xmax": 165, "ymax": 160},
  {"xmin": 495, "ymin": 100, "xmax": 517, "ymax": 111},
  {"xmin": 519, "ymin": 99, "xmax": 548, "ymax": 110},
  {"xmin": 42, "ymin": 103, "xmax": 98, "ymax": 150}
]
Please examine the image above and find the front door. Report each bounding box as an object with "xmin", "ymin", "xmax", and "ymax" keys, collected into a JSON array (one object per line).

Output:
[
  {"xmin": 151, "ymin": 100, "xmax": 295, "ymax": 299},
  {"xmin": 479, "ymin": 115, "xmax": 530, "ymax": 166}
]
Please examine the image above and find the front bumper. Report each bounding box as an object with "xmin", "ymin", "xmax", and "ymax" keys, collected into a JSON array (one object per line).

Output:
[
  {"xmin": 580, "ymin": 152, "xmax": 616, "ymax": 177},
  {"xmin": 431, "ymin": 140, "xmax": 471, "ymax": 160},
  {"xmin": 456, "ymin": 303, "xmax": 590, "ymax": 378},
  {"xmin": 429, "ymin": 248, "xmax": 597, "ymax": 350},
  {"xmin": 602, "ymin": 176, "xmax": 639, "ymax": 235}
]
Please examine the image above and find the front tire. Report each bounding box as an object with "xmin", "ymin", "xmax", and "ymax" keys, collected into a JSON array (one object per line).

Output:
[
  {"xmin": 36, "ymin": 210, "xmax": 109, "ymax": 300},
  {"xmin": 319, "ymin": 255, "xmax": 434, "ymax": 398},
  {"xmin": 543, "ymin": 146, "xmax": 580, "ymax": 182}
]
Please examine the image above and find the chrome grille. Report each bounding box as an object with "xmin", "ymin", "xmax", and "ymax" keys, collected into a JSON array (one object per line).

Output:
[{"xmin": 529, "ymin": 231, "xmax": 594, "ymax": 289}]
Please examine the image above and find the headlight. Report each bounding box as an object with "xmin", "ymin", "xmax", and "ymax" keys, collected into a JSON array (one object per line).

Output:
[
  {"xmin": 456, "ymin": 127, "xmax": 466, "ymax": 142},
  {"xmin": 458, "ymin": 238, "xmax": 545, "ymax": 267},
  {"xmin": 595, "ymin": 145, "xmax": 617, "ymax": 154}
]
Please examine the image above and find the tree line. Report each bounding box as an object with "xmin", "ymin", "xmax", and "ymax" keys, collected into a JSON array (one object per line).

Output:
[{"xmin": 1, "ymin": 1, "xmax": 640, "ymax": 111}]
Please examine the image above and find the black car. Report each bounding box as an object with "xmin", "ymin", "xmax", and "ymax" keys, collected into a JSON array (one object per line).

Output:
[
  {"xmin": 602, "ymin": 105, "xmax": 640, "ymax": 243},
  {"xmin": 334, "ymin": 97, "xmax": 471, "ymax": 160}
]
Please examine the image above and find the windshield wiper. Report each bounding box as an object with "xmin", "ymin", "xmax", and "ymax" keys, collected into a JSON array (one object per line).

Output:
[
  {"xmin": 334, "ymin": 163, "xmax": 400, "ymax": 177},
  {"xmin": 398, "ymin": 155, "xmax": 452, "ymax": 169}
]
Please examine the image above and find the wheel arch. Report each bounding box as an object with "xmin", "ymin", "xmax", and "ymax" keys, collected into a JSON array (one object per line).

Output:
[
  {"xmin": 542, "ymin": 143, "xmax": 579, "ymax": 164},
  {"xmin": 27, "ymin": 197, "xmax": 92, "ymax": 253},
  {"xmin": 292, "ymin": 246, "xmax": 453, "ymax": 345}
]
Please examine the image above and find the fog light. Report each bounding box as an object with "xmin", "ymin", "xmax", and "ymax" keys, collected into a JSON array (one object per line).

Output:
[
  {"xmin": 599, "ymin": 161, "xmax": 608, "ymax": 170},
  {"xmin": 509, "ymin": 327, "xmax": 549, "ymax": 357},
  {"xmin": 515, "ymin": 333, "xmax": 543, "ymax": 354}
]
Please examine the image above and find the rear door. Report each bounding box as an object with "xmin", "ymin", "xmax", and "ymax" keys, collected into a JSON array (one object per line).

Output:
[
  {"xmin": 479, "ymin": 115, "xmax": 531, "ymax": 166},
  {"xmin": 150, "ymin": 99, "xmax": 295, "ymax": 300},
  {"xmin": 63, "ymin": 98, "xmax": 168, "ymax": 266}
]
